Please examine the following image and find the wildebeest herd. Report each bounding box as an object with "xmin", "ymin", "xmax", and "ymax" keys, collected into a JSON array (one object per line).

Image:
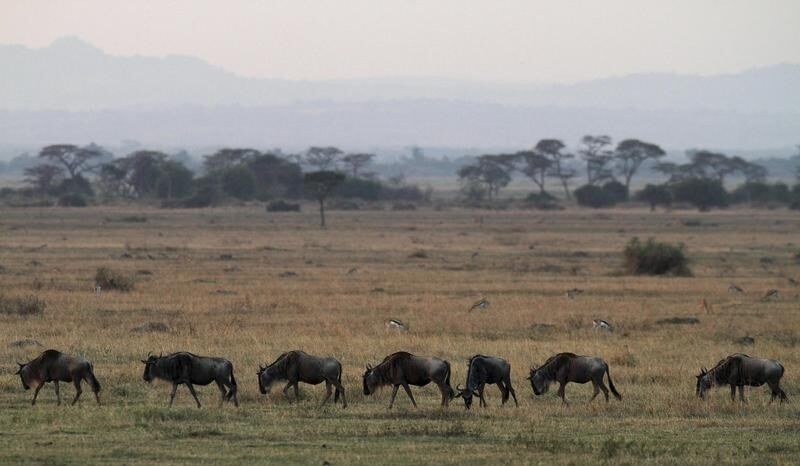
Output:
[{"xmin": 14, "ymin": 349, "xmax": 788, "ymax": 408}]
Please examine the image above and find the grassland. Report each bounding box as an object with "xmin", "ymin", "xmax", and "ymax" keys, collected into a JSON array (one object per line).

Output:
[{"xmin": 1, "ymin": 205, "xmax": 798, "ymax": 465}]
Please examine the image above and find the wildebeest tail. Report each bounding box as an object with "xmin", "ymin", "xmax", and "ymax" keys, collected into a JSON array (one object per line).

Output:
[
  {"xmin": 226, "ymin": 364, "xmax": 238, "ymax": 400},
  {"xmin": 87, "ymin": 363, "xmax": 101, "ymax": 393},
  {"xmin": 334, "ymin": 361, "xmax": 343, "ymax": 403},
  {"xmin": 444, "ymin": 361, "xmax": 455, "ymax": 399},
  {"xmin": 606, "ymin": 365, "xmax": 622, "ymax": 400}
]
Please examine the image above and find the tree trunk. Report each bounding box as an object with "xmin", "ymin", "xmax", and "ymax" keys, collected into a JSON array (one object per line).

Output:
[
  {"xmin": 318, "ymin": 198, "xmax": 326, "ymax": 228},
  {"xmin": 560, "ymin": 178, "xmax": 571, "ymax": 200}
]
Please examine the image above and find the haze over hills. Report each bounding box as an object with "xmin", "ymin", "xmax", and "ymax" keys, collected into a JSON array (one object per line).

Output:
[{"xmin": 1, "ymin": 37, "xmax": 798, "ymax": 151}]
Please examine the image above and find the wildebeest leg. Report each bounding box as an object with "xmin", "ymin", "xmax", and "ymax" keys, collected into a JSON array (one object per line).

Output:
[
  {"xmin": 293, "ymin": 383, "xmax": 300, "ymax": 401},
  {"xmin": 590, "ymin": 381, "xmax": 600, "ymax": 402},
  {"xmin": 169, "ymin": 382, "xmax": 179, "ymax": 407},
  {"xmin": 334, "ymin": 381, "xmax": 347, "ymax": 408},
  {"xmin": 186, "ymin": 383, "xmax": 202, "ymax": 408},
  {"xmin": 401, "ymin": 383, "xmax": 418, "ymax": 408},
  {"xmin": 388, "ymin": 385, "xmax": 400, "ymax": 409},
  {"xmin": 598, "ymin": 379, "xmax": 610, "ymax": 402},
  {"xmin": 558, "ymin": 382, "xmax": 567, "ymax": 404},
  {"xmin": 497, "ymin": 382, "xmax": 507, "ymax": 406},
  {"xmin": 505, "ymin": 378, "xmax": 518, "ymax": 407},
  {"xmin": 283, "ymin": 382, "xmax": 294, "ymax": 402},
  {"xmin": 54, "ymin": 381, "xmax": 62, "ymax": 406},
  {"xmin": 216, "ymin": 380, "xmax": 227, "ymax": 407},
  {"xmin": 730, "ymin": 385, "xmax": 736, "ymax": 402},
  {"xmin": 477, "ymin": 384, "xmax": 487, "ymax": 407},
  {"xmin": 71, "ymin": 380, "xmax": 83, "ymax": 406},
  {"xmin": 738, "ymin": 385, "xmax": 746, "ymax": 403},
  {"xmin": 321, "ymin": 382, "xmax": 333, "ymax": 407},
  {"xmin": 31, "ymin": 381, "xmax": 45, "ymax": 406}
]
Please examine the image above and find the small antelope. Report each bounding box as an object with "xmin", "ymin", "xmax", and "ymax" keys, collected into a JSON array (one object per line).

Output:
[
  {"xmin": 385, "ymin": 319, "xmax": 409, "ymax": 332},
  {"xmin": 762, "ymin": 289, "xmax": 780, "ymax": 301},
  {"xmin": 727, "ymin": 284, "xmax": 744, "ymax": 295},
  {"xmin": 593, "ymin": 319, "xmax": 613, "ymax": 332},
  {"xmin": 469, "ymin": 299, "xmax": 490, "ymax": 312},
  {"xmin": 565, "ymin": 288, "xmax": 584, "ymax": 300}
]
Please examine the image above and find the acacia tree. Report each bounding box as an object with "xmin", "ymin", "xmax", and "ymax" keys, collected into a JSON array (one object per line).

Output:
[
  {"xmin": 535, "ymin": 139, "xmax": 575, "ymax": 200},
  {"xmin": 304, "ymin": 171, "xmax": 345, "ymax": 228},
  {"xmin": 24, "ymin": 164, "xmax": 64, "ymax": 198},
  {"xmin": 614, "ymin": 139, "xmax": 666, "ymax": 195},
  {"xmin": 341, "ymin": 153, "xmax": 375, "ymax": 177},
  {"xmin": 203, "ymin": 148, "xmax": 259, "ymax": 173},
  {"xmin": 516, "ymin": 150, "xmax": 552, "ymax": 194},
  {"xmin": 578, "ymin": 135, "xmax": 614, "ymax": 185},
  {"xmin": 38, "ymin": 144, "xmax": 104, "ymax": 178},
  {"xmin": 305, "ymin": 146, "xmax": 343, "ymax": 171},
  {"xmin": 457, "ymin": 154, "xmax": 515, "ymax": 200}
]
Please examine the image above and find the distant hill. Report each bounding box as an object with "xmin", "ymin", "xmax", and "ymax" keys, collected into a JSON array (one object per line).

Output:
[{"xmin": 0, "ymin": 37, "xmax": 798, "ymax": 149}]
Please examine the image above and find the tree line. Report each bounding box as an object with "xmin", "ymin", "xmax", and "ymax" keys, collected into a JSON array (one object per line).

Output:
[{"xmin": 457, "ymin": 137, "xmax": 800, "ymax": 210}]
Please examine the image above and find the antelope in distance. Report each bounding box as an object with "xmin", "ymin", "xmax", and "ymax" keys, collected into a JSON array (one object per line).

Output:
[
  {"xmin": 258, "ymin": 350, "xmax": 347, "ymax": 408},
  {"xmin": 593, "ymin": 319, "xmax": 613, "ymax": 332},
  {"xmin": 455, "ymin": 355, "xmax": 518, "ymax": 409},
  {"xmin": 565, "ymin": 288, "xmax": 584, "ymax": 300},
  {"xmin": 728, "ymin": 284, "xmax": 744, "ymax": 295},
  {"xmin": 385, "ymin": 319, "xmax": 409, "ymax": 332},
  {"xmin": 15, "ymin": 349, "xmax": 101, "ymax": 406},
  {"xmin": 141, "ymin": 352, "xmax": 239, "ymax": 408},
  {"xmin": 363, "ymin": 351, "xmax": 455, "ymax": 408},
  {"xmin": 469, "ymin": 299, "xmax": 490, "ymax": 312},
  {"xmin": 528, "ymin": 353, "xmax": 622, "ymax": 404},
  {"xmin": 696, "ymin": 353, "xmax": 786, "ymax": 403}
]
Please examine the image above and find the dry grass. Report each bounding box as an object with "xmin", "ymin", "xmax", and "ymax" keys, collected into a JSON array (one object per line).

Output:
[{"xmin": 1, "ymin": 205, "xmax": 799, "ymax": 464}]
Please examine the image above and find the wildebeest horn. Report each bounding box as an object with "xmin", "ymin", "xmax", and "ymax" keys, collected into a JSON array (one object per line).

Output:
[
  {"xmin": 456, "ymin": 384, "xmax": 465, "ymax": 392},
  {"xmin": 366, "ymin": 363, "xmax": 373, "ymax": 371}
]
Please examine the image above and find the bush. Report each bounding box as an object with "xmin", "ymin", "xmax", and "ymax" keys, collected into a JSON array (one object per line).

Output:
[
  {"xmin": 602, "ymin": 181, "xmax": 629, "ymax": 203},
  {"xmin": 672, "ymin": 178, "xmax": 728, "ymax": 211},
  {"xmin": 221, "ymin": 166, "xmax": 257, "ymax": 200},
  {"xmin": 0, "ymin": 294, "xmax": 46, "ymax": 316},
  {"xmin": 635, "ymin": 184, "xmax": 672, "ymax": 211},
  {"xmin": 57, "ymin": 193, "xmax": 88, "ymax": 207},
  {"xmin": 266, "ymin": 200, "xmax": 301, "ymax": 212},
  {"xmin": 731, "ymin": 182, "xmax": 794, "ymax": 206},
  {"xmin": 95, "ymin": 267, "xmax": 135, "ymax": 292},
  {"xmin": 335, "ymin": 177, "xmax": 383, "ymax": 201},
  {"xmin": 574, "ymin": 185, "xmax": 616, "ymax": 208},
  {"xmin": 623, "ymin": 237, "xmax": 691, "ymax": 276}
]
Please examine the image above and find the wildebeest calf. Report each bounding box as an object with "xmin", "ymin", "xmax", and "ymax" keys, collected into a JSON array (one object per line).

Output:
[
  {"xmin": 15, "ymin": 349, "xmax": 101, "ymax": 406},
  {"xmin": 258, "ymin": 350, "xmax": 346, "ymax": 408},
  {"xmin": 141, "ymin": 352, "xmax": 238, "ymax": 408},
  {"xmin": 528, "ymin": 352, "xmax": 621, "ymax": 404},
  {"xmin": 456, "ymin": 354, "xmax": 518, "ymax": 409}
]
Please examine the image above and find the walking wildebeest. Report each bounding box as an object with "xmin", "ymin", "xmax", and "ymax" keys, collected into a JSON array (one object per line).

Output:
[
  {"xmin": 15, "ymin": 349, "xmax": 101, "ymax": 406},
  {"xmin": 455, "ymin": 354, "xmax": 518, "ymax": 409},
  {"xmin": 362, "ymin": 351, "xmax": 455, "ymax": 408},
  {"xmin": 528, "ymin": 352, "xmax": 621, "ymax": 404},
  {"xmin": 696, "ymin": 353, "xmax": 786, "ymax": 403},
  {"xmin": 141, "ymin": 352, "xmax": 238, "ymax": 408},
  {"xmin": 258, "ymin": 350, "xmax": 347, "ymax": 408}
]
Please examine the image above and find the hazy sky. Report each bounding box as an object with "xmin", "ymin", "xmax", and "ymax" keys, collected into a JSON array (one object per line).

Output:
[{"xmin": 1, "ymin": 0, "xmax": 799, "ymax": 82}]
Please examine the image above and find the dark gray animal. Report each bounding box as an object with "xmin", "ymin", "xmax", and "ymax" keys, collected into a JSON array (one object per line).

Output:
[
  {"xmin": 258, "ymin": 350, "xmax": 346, "ymax": 408},
  {"xmin": 15, "ymin": 349, "xmax": 101, "ymax": 406},
  {"xmin": 528, "ymin": 352, "xmax": 621, "ymax": 404},
  {"xmin": 141, "ymin": 352, "xmax": 238, "ymax": 408},
  {"xmin": 455, "ymin": 354, "xmax": 518, "ymax": 409},
  {"xmin": 696, "ymin": 353, "xmax": 786, "ymax": 403},
  {"xmin": 362, "ymin": 351, "xmax": 455, "ymax": 408}
]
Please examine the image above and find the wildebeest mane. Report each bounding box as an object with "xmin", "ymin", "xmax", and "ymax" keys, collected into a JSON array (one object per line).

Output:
[
  {"xmin": 708, "ymin": 354, "xmax": 748, "ymax": 385},
  {"xmin": 537, "ymin": 352, "xmax": 577, "ymax": 379},
  {"xmin": 156, "ymin": 353, "xmax": 193, "ymax": 380},
  {"xmin": 264, "ymin": 351, "xmax": 298, "ymax": 377},
  {"xmin": 370, "ymin": 351, "xmax": 413, "ymax": 383},
  {"xmin": 466, "ymin": 355, "xmax": 487, "ymax": 388}
]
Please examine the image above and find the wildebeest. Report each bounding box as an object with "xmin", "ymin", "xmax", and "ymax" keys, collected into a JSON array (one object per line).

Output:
[
  {"xmin": 528, "ymin": 353, "xmax": 621, "ymax": 404},
  {"xmin": 362, "ymin": 351, "xmax": 455, "ymax": 408},
  {"xmin": 15, "ymin": 349, "xmax": 101, "ymax": 406},
  {"xmin": 455, "ymin": 354, "xmax": 518, "ymax": 409},
  {"xmin": 696, "ymin": 353, "xmax": 786, "ymax": 403},
  {"xmin": 141, "ymin": 352, "xmax": 238, "ymax": 408},
  {"xmin": 258, "ymin": 350, "xmax": 346, "ymax": 408}
]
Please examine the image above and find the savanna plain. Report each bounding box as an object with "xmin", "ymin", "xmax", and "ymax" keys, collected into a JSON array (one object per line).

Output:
[{"xmin": 1, "ymin": 205, "xmax": 798, "ymax": 465}]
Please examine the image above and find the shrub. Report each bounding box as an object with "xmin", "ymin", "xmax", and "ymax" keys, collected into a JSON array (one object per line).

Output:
[
  {"xmin": 95, "ymin": 267, "xmax": 135, "ymax": 292},
  {"xmin": 335, "ymin": 177, "xmax": 383, "ymax": 201},
  {"xmin": 574, "ymin": 185, "xmax": 616, "ymax": 208},
  {"xmin": 266, "ymin": 200, "xmax": 301, "ymax": 212},
  {"xmin": 525, "ymin": 192, "xmax": 561, "ymax": 210},
  {"xmin": 602, "ymin": 180, "xmax": 629, "ymax": 203},
  {"xmin": 635, "ymin": 184, "xmax": 672, "ymax": 211},
  {"xmin": 58, "ymin": 193, "xmax": 88, "ymax": 207},
  {"xmin": 623, "ymin": 237, "xmax": 691, "ymax": 276},
  {"xmin": 671, "ymin": 178, "xmax": 728, "ymax": 211},
  {"xmin": 221, "ymin": 166, "xmax": 257, "ymax": 200},
  {"xmin": 0, "ymin": 294, "xmax": 46, "ymax": 316}
]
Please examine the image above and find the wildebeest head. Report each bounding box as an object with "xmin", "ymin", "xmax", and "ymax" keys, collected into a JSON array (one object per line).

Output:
[
  {"xmin": 362, "ymin": 364, "xmax": 379, "ymax": 395},
  {"xmin": 695, "ymin": 367, "xmax": 712, "ymax": 398},
  {"xmin": 140, "ymin": 353, "xmax": 160, "ymax": 383},
  {"xmin": 15, "ymin": 362, "xmax": 32, "ymax": 390},
  {"xmin": 455, "ymin": 385, "xmax": 480, "ymax": 409},
  {"xmin": 257, "ymin": 365, "xmax": 272, "ymax": 394},
  {"xmin": 528, "ymin": 366, "xmax": 549, "ymax": 396}
]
